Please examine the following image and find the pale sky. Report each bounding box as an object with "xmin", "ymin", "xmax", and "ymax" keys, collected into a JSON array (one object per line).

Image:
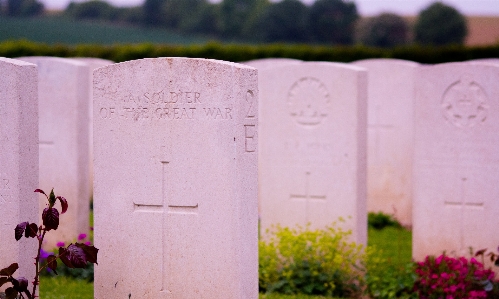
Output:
[{"xmin": 41, "ymin": 0, "xmax": 499, "ymax": 16}]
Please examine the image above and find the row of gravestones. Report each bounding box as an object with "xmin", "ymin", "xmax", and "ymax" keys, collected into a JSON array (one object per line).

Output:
[{"xmin": 1, "ymin": 56, "xmax": 498, "ymax": 298}]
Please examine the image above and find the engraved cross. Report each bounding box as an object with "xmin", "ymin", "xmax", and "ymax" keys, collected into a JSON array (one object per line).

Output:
[
  {"xmin": 133, "ymin": 148, "xmax": 198, "ymax": 296},
  {"xmin": 444, "ymin": 177, "xmax": 484, "ymax": 251},
  {"xmin": 290, "ymin": 171, "xmax": 326, "ymax": 223},
  {"xmin": 370, "ymin": 104, "xmax": 394, "ymax": 160}
]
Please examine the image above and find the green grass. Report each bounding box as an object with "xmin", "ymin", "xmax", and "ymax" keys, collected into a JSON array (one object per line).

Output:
[
  {"xmin": 0, "ymin": 16, "xmax": 210, "ymax": 45},
  {"xmin": 39, "ymin": 276, "xmax": 93, "ymax": 298},
  {"xmin": 367, "ymin": 226, "xmax": 412, "ymax": 267}
]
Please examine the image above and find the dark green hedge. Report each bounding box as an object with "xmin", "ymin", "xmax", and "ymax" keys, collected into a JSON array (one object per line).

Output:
[{"xmin": 1, "ymin": 39, "xmax": 498, "ymax": 64}]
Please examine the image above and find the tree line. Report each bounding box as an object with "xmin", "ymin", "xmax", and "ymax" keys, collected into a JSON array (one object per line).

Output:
[{"xmin": 0, "ymin": 0, "xmax": 468, "ymax": 47}]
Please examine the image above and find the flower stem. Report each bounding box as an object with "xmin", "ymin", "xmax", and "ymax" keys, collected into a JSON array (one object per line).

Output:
[{"xmin": 31, "ymin": 229, "xmax": 46, "ymax": 299}]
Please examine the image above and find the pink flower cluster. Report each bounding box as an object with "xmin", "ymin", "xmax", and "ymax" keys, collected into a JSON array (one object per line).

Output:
[
  {"xmin": 414, "ymin": 254, "xmax": 496, "ymax": 299},
  {"xmin": 56, "ymin": 233, "xmax": 92, "ymax": 248}
]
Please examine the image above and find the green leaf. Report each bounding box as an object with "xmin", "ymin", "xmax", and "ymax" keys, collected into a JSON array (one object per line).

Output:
[{"xmin": 49, "ymin": 188, "xmax": 56, "ymax": 207}]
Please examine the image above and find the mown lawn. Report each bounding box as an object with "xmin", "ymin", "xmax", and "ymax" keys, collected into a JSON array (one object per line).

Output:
[
  {"xmin": 0, "ymin": 16, "xmax": 209, "ymax": 45},
  {"xmin": 40, "ymin": 276, "xmax": 93, "ymax": 298},
  {"xmin": 367, "ymin": 226, "xmax": 412, "ymax": 267}
]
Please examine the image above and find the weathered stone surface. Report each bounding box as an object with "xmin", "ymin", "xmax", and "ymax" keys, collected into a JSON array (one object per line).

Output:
[
  {"xmin": 93, "ymin": 58, "xmax": 258, "ymax": 298},
  {"xmin": 243, "ymin": 58, "xmax": 302, "ymax": 69},
  {"xmin": 353, "ymin": 59, "xmax": 419, "ymax": 226},
  {"xmin": 413, "ymin": 62, "xmax": 499, "ymax": 260},
  {"xmin": 19, "ymin": 57, "xmax": 90, "ymax": 249},
  {"xmin": 74, "ymin": 57, "xmax": 114, "ymax": 194},
  {"xmin": 258, "ymin": 62, "xmax": 368, "ymax": 245},
  {"xmin": 0, "ymin": 57, "xmax": 38, "ymax": 289}
]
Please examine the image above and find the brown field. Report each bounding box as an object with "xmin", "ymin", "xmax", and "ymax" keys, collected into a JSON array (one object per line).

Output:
[{"xmin": 465, "ymin": 16, "xmax": 499, "ymax": 46}]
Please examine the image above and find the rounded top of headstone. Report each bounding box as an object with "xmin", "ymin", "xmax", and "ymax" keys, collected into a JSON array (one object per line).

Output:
[
  {"xmin": 468, "ymin": 58, "xmax": 499, "ymax": 66},
  {"xmin": 0, "ymin": 57, "xmax": 37, "ymax": 67},
  {"xmin": 73, "ymin": 57, "xmax": 115, "ymax": 64},
  {"xmin": 423, "ymin": 61, "xmax": 499, "ymax": 71},
  {"xmin": 100, "ymin": 57, "xmax": 256, "ymax": 71},
  {"xmin": 93, "ymin": 57, "xmax": 257, "ymax": 89},
  {"xmin": 17, "ymin": 56, "xmax": 88, "ymax": 67},
  {"xmin": 352, "ymin": 58, "xmax": 420, "ymax": 68},
  {"xmin": 242, "ymin": 58, "xmax": 302, "ymax": 70}
]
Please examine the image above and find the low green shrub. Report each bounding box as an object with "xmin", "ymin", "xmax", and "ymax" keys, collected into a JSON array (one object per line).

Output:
[
  {"xmin": 0, "ymin": 40, "xmax": 498, "ymax": 64},
  {"xmin": 368, "ymin": 212, "xmax": 402, "ymax": 230},
  {"xmin": 259, "ymin": 221, "xmax": 365, "ymax": 298},
  {"xmin": 364, "ymin": 247, "xmax": 417, "ymax": 299}
]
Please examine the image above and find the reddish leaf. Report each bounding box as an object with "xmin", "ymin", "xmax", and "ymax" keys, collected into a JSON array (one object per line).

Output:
[
  {"xmin": 60, "ymin": 244, "xmax": 88, "ymax": 268},
  {"xmin": 0, "ymin": 277, "xmax": 9, "ymax": 287},
  {"xmin": 47, "ymin": 255, "xmax": 58, "ymax": 275},
  {"xmin": 34, "ymin": 189, "xmax": 46, "ymax": 196},
  {"xmin": 75, "ymin": 242, "xmax": 99, "ymax": 265},
  {"xmin": 24, "ymin": 223, "xmax": 38, "ymax": 238},
  {"xmin": 56, "ymin": 196, "xmax": 68, "ymax": 214},
  {"xmin": 58, "ymin": 247, "xmax": 73, "ymax": 268},
  {"xmin": 5, "ymin": 287, "xmax": 18, "ymax": 299},
  {"xmin": 42, "ymin": 207, "xmax": 59, "ymax": 231},
  {"xmin": 15, "ymin": 222, "xmax": 28, "ymax": 241},
  {"xmin": 475, "ymin": 248, "xmax": 487, "ymax": 256},
  {"xmin": 12, "ymin": 277, "xmax": 28, "ymax": 292},
  {"xmin": 0, "ymin": 263, "xmax": 18, "ymax": 276},
  {"xmin": 495, "ymin": 258, "xmax": 499, "ymax": 267}
]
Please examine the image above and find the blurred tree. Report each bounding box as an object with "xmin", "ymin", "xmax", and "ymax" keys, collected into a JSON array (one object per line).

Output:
[
  {"xmin": 65, "ymin": 0, "xmax": 116, "ymax": 20},
  {"xmin": 253, "ymin": 0, "xmax": 308, "ymax": 42},
  {"xmin": 143, "ymin": 0, "xmax": 165, "ymax": 26},
  {"xmin": 161, "ymin": 0, "xmax": 203, "ymax": 29},
  {"xmin": 357, "ymin": 13, "xmax": 408, "ymax": 47},
  {"xmin": 179, "ymin": 2, "xmax": 219, "ymax": 35},
  {"xmin": 414, "ymin": 1, "xmax": 467, "ymax": 45},
  {"xmin": 239, "ymin": 0, "xmax": 269, "ymax": 39},
  {"xmin": 115, "ymin": 6, "xmax": 144, "ymax": 25},
  {"xmin": 219, "ymin": 0, "xmax": 261, "ymax": 39},
  {"xmin": 308, "ymin": 0, "xmax": 358, "ymax": 44},
  {"xmin": 7, "ymin": 0, "xmax": 44, "ymax": 16}
]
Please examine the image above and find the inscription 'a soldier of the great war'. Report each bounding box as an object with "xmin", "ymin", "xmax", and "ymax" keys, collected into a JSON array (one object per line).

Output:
[
  {"xmin": 441, "ymin": 74, "xmax": 489, "ymax": 128},
  {"xmin": 287, "ymin": 77, "xmax": 330, "ymax": 127}
]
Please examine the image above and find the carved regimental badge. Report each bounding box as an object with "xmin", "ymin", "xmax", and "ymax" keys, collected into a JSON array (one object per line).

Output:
[
  {"xmin": 441, "ymin": 75, "xmax": 489, "ymax": 128},
  {"xmin": 287, "ymin": 77, "xmax": 330, "ymax": 127}
]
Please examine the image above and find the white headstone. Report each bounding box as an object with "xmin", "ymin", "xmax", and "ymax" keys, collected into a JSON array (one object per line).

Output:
[
  {"xmin": 258, "ymin": 62, "xmax": 368, "ymax": 245},
  {"xmin": 413, "ymin": 62, "xmax": 499, "ymax": 260},
  {"xmin": 74, "ymin": 58, "xmax": 114, "ymax": 195},
  {"xmin": 353, "ymin": 59, "xmax": 419, "ymax": 226},
  {"xmin": 18, "ymin": 57, "xmax": 90, "ymax": 250},
  {"xmin": 243, "ymin": 58, "xmax": 302, "ymax": 69},
  {"xmin": 93, "ymin": 57, "xmax": 258, "ymax": 298},
  {"xmin": 469, "ymin": 58, "xmax": 499, "ymax": 65},
  {"xmin": 0, "ymin": 57, "xmax": 38, "ymax": 287}
]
